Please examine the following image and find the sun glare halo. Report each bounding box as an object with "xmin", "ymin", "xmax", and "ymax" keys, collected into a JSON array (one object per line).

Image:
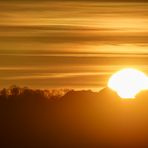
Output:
[{"xmin": 108, "ymin": 68, "xmax": 148, "ymax": 99}]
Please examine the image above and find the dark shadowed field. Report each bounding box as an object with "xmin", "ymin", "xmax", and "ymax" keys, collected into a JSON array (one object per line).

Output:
[{"xmin": 0, "ymin": 86, "xmax": 148, "ymax": 147}]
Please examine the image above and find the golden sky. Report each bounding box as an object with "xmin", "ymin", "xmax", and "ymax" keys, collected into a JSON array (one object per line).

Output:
[{"xmin": 0, "ymin": 0, "xmax": 148, "ymax": 90}]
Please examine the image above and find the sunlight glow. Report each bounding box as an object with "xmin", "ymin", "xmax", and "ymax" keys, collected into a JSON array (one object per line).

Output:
[{"xmin": 108, "ymin": 68, "xmax": 148, "ymax": 99}]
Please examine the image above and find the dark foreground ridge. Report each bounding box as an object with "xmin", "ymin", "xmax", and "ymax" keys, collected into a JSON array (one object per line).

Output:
[{"xmin": 0, "ymin": 86, "xmax": 148, "ymax": 147}]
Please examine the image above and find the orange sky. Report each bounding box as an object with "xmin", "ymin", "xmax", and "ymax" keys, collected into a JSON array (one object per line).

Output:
[{"xmin": 0, "ymin": 1, "xmax": 148, "ymax": 90}]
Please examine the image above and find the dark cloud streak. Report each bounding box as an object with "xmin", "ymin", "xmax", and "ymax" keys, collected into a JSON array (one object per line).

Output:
[{"xmin": 1, "ymin": 0, "xmax": 148, "ymax": 2}]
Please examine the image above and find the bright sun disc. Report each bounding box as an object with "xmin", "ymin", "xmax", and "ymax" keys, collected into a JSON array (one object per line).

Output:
[{"xmin": 108, "ymin": 68, "xmax": 148, "ymax": 99}]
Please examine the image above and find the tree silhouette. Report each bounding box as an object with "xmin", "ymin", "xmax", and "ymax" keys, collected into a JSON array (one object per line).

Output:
[{"xmin": 9, "ymin": 85, "xmax": 21, "ymax": 97}]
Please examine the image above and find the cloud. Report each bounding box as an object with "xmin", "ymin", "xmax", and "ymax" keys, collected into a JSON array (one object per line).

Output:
[
  {"xmin": 0, "ymin": 0, "xmax": 148, "ymax": 89},
  {"xmin": 0, "ymin": 25, "xmax": 148, "ymax": 44}
]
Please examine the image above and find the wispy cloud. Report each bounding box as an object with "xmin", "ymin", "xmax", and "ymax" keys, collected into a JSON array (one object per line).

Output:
[{"xmin": 0, "ymin": 1, "xmax": 148, "ymax": 89}]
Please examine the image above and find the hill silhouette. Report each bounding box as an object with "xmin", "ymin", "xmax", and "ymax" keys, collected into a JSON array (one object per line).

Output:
[{"xmin": 0, "ymin": 86, "xmax": 148, "ymax": 147}]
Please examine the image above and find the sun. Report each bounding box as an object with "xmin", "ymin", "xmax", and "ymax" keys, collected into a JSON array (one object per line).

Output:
[{"xmin": 108, "ymin": 68, "xmax": 148, "ymax": 99}]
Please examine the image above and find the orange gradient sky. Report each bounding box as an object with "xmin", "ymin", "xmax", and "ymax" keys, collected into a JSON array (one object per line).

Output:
[{"xmin": 0, "ymin": 0, "xmax": 148, "ymax": 90}]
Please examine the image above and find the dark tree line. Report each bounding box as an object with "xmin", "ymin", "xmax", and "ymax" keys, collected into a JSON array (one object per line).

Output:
[{"xmin": 0, "ymin": 85, "xmax": 70, "ymax": 100}]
